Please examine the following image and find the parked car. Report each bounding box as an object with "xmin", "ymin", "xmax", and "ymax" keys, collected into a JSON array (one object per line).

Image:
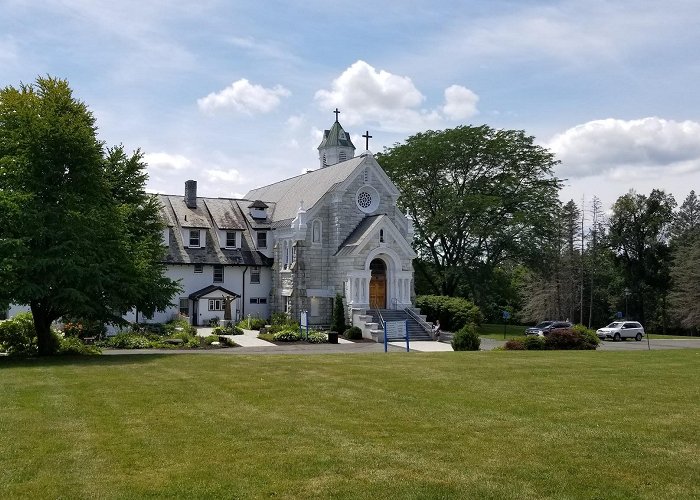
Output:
[
  {"xmin": 525, "ymin": 321, "xmax": 572, "ymax": 337},
  {"xmin": 596, "ymin": 321, "xmax": 645, "ymax": 341}
]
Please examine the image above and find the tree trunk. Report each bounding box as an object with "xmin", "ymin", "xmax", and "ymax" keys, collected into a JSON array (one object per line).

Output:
[{"xmin": 30, "ymin": 301, "xmax": 58, "ymax": 356}]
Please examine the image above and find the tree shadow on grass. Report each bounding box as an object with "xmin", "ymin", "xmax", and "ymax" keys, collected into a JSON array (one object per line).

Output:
[{"xmin": 0, "ymin": 352, "xmax": 172, "ymax": 368}]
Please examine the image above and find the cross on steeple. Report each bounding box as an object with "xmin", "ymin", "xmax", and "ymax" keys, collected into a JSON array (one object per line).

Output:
[
  {"xmin": 333, "ymin": 108, "xmax": 340, "ymax": 122},
  {"xmin": 362, "ymin": 130, "xmax": 372, "ymax": 150}
]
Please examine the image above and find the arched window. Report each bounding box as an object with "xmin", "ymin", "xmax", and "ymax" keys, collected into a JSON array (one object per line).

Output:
[
  {"xmin": 380, "ymin": 229, "xmax": 385, "ymax": 243},
  {"xmin": 283, "ymin": 240, "xmax": 289, "ymax": 268},
  {"xmin": 312, "ymin": 220, "xmax": 322, "ymax": 243}
]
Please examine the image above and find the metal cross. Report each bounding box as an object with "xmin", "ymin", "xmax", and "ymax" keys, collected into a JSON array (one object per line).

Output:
[
  {"xmin": 362, "ymin": 130, "xmax": 372, "ymax": 150},
  {"xmin": 333, "ymin": 108, "xmax": 340, "ymax": 121}
]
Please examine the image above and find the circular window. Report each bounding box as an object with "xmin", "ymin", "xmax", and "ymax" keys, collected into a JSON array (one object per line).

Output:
[{"xmin": 356, "ymin": 185, "xmax": 379, "ymax": 214}]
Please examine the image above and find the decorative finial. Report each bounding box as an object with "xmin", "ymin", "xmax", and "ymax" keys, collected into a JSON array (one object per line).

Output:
[
  {"xmin": 333, "ymin": 108, "xmax": 340, "ymax": 122},
  {"xmin": 362, "ymin": 130, "xmax": 372, "ymax": 150}
]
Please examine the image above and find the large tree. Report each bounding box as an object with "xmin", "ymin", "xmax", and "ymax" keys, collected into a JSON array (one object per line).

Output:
[
  {"xmin": 607, "ymin": 189, "xmax": 675, "ymax": 329},
  {"xmin": 0, "ymin": 76, "xmax": 179, "ymax": 355},
  {"xmin": 378, "ymin": 125, "xmax": 562, "ymax": 300}
]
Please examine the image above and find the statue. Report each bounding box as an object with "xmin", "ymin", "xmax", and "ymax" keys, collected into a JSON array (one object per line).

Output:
[{"xmin": 223, "ymin": 295, "xmax": 234, "ymax": 323}]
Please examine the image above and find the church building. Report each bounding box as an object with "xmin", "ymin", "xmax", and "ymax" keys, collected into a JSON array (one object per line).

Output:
[{"xmin": 4, "ymin": 114, "xmax": 420, "ymax": 336}]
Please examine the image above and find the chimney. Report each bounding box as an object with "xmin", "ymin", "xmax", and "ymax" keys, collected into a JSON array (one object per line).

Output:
[{"xmin": 185, "ymin": 180, "xmax": 197, "ymax": 208}]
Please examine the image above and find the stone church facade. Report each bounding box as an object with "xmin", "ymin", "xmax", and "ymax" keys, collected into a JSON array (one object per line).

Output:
[{"xmin": 246, "ymin": 117, "xmax": 416, "ymax": 326}]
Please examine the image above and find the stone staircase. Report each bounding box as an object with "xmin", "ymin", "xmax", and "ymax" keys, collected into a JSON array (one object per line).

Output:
[{"xmin": 368, "ymin": 309, "xmax": 434, "ymax": 342}]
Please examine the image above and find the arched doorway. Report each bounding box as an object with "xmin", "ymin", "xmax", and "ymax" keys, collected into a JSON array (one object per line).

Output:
[{"xmin": 369, "ymin": 258, "xmax": 386, "ymax": 309}]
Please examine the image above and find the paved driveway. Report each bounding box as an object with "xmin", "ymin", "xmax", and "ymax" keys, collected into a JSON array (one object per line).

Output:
[{"xmin": 597, "ymin": 338, "xmax": 700, "ymax": 350}]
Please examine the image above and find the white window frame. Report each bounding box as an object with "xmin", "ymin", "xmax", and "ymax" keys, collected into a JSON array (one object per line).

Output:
[
  {"xmin": 226, "ymin": 231, "xmax": 237, "ymax": 248},
  {"xmin": 208, "ymin": 299, "xmax": 224, "ymax": 311},
  {"xmin": 213, "ymin": 265, "xmax": 224, "ymax": 283},
  {"xmin": 250, "ymin": 266, "xmax": 260, "ymax": 284},
  {"xmin": 257, "ymin": 231, "xmax": 267, "ymax": 249},
  {"xmin": 179, "ymin": 298, "xmax": 189, "ymax": 316},
  {"xmin": 189, "ymin": 229, "xmax": 200, "ymax": 248}
]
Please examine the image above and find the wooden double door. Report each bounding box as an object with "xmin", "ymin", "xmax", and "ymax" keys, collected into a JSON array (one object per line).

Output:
[{"xmin": 369, "ymin": 259, "xmax": 386, "ymax": 309}]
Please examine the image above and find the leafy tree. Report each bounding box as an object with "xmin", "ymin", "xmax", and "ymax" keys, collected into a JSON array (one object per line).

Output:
[
  {"xmin": 378, "ymin": 125, "xmax": 562, "ymax": 301},
  {"xmin": 0, "ymin": 76, "xmax": 180, "ymax": 355},
  {"xmin": 607, "ymin": 189, "xmax": 675, "ymax": 329},
  {"xmin": 669, "ymin": 241, "xmax": 700, "ymax": 331}
]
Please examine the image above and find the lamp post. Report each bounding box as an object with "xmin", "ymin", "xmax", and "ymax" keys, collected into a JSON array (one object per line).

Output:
[{"xmin": 624, "ymin": 288, "xmax": 630, "ymax": 319}]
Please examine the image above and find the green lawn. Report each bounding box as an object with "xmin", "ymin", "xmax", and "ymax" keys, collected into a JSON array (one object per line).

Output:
[{"xmin": 1, "ymin": 351, "xmax": 699, "ymax": 499}]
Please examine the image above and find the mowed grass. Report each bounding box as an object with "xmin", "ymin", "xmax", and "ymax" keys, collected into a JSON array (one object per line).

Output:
[{"xmin": 1, "ymin": 351, "xmax": 699, "ymax": 499}]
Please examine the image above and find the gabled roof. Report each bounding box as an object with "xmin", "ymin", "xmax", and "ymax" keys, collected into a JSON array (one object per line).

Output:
[
  {"xmin": 188, "ymin": 285, "xmax": 240, "ymax": 300},
  {"xmin": 317, "ymin": 120, "xmax": 355, "ymax": 150},
  {"xmin": 248, "ymin": 200, "xmax": 269, "ymax": 209},
  {"xmin": 335, "ymin": 214, "xmax": 417, "ymax": 259},
  {"xmin": 245, "ymin": 155, "xmax": 367, "ymax": 223}
]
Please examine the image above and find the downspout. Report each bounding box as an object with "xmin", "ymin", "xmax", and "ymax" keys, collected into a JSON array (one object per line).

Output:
[{"xmin": 242, "ymin": 266, "xmax": 248, "ymax": 318}]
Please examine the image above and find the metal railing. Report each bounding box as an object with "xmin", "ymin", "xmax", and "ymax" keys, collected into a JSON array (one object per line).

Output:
[
  {"xmin": 404, "ymin": 308, "xmax": 434, "ymax": 335},
  {"xmin": 375, "ymin": 308, "xmax": 385, "ymax": 329}
]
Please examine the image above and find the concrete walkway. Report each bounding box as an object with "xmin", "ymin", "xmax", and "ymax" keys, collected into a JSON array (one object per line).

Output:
[{"xmin": 197, "ymin": 327, "xmax": 276, "ymax": 347}]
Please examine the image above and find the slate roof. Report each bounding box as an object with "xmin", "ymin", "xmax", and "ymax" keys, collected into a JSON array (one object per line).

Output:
[
  {"xmin": 158, "ymin": 194, "xmax": 272, "ymax": 267},
  {"xmin": 335, "ymin": 215, "xmax": 384, "ymax": 256},
  {"xmin": 317, "ymin": 120, "xmax": 355, "ymax": 149},
  {"xmin": 245, "ymin": 155, "xmax": 366, "ymax": 224}
]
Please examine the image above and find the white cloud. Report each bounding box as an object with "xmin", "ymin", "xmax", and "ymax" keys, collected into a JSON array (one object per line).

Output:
[
  {"xmin": 442, "ymin": 85, "xmax": 479, "ymax": 119},
  {"xmin": 205, "ymin": 168, "xmax": 243, "ymax": 184},
  {"xmin": 144, "ymin": 152, "xmax": 192, "ymax": 170},
  {"xmin": 549, "ymin": 118, "xmax": 700, "ymax": 179},
  {"xmin": 314, "ymin": 60, "xmax": 478, "ymax": 132},
  {"xmin": 197, "ymin": 79, "xmax": 291, "ymax": 114}
]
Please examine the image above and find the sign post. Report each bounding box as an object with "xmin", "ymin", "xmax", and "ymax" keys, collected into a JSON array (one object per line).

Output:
[
  {"xmin": 502, "ymin": 310, "xmax": 510, "ymax": 339},
  {"xmin": 300, "ymin": 310, "xmax": 308, "ymax": 340},
  {"xmin": 384, "ymin": 320, "xmax": 409, "ymax": 352}
]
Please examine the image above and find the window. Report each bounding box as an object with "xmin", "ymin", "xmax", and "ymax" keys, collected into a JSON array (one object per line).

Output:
[
  {"xmin": 249, "ymin": 297, "xmax": 267, "ymax": 304},
  {"xmin": 189, "ymin": 229, "xmax": 200, "ymax": 247},
  {"xmin": 380, "ymin": 229, "xmax": 385, "ymax": 243},
  {"xmin": 257, "ymin": 231, "xmax": 267, "ymax": 248},
  {"xmin": 194, "ymin": 264, "xmax": 203, "ymax": 273},
  {"xmin": 356, "ymin": 185, "xmax": 380, "ymax": 214},
  {"xmin": 312, "ymin": 220, "xmax": 321, "ymax": 243},
  {"xmin": 363, "ymin": 168, "xmax": 369, "ymax": 183},
  {"xmin": 339, "ymin": 151, "xmax": 347, "ymax": 162},
  {"xmin": 208, "ymin": 299, "xmax": 224, "ymax": 311},
  {"xmin": 250, "ymin": 266, "xmax": 260, "ymax": 284},
  {"xmin": 213, "ymin": 265, "xmax": 224, "ymax": 283},
  {"xmin": 179, "ymin": 298, "xmax": 189, "ymax": 316},
  {"xmin": 226, "ymin": 231, "xmax": 236, "ymax": 248},
  {"xmin": 283, "ymin": 240, "xmax": 289, "ymax": 268}
]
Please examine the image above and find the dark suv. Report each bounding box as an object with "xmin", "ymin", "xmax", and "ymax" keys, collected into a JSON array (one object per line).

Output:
[{"xmin": 525, "ymin": 321, "xmax": 572, "ymax": 337}]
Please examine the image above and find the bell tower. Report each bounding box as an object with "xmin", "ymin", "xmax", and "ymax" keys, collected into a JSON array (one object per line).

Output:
[{"xmin": 317, "ymin": 108, "xmax": 355, "ymax": 168}]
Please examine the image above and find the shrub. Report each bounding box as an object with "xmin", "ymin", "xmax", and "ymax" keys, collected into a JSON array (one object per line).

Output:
[
  {"xmin": 163, "ymin": 316, "xmax": 195, "ymax": 337},
  {"xmin": 267, "ymin": 315, "xmax": 299, "ymax": 334},
  {"xmin": 343, "ymin": 326, "xmax": 363, "ymax": 340},
  {"xmin": 208, "ymin": 317, "xmax": 220, "ymax": 327},
  {"xmin": 237, "ymin": 317, "xmax": 266, "ymax": 330},
  {"xmin": 103, "ymin": 332, "xmax": 153, "ymax": 349},
  {"xmin": 331, "ymin": 293, "xmax": 347, "ymax": 334},
  {"xmin": 273, "ymin": 329, "xmax": 301, "ymax": 342},
  {"xmin": 523, "ymin": 335, "xmax": 546, "ymax": 350},
  {"xmin": 203, "ymin": 334, "xmax": 219, "ymax": 345},
  {"xmin": 57, "ymin": 336, "xmax": 101, "ymax": 355},
  {"xmin": 0, "ymin": 312, "xmax": 38, "ymax": 356},
  {"xmin": 504, "ymin": 339, "xmax": 526, "ymax": 350},
  {"xmin": 213, "ymin": 325, "xmax": 244, "ymax": 336},
  {"xmin": 416, "ymin": 295, "xmax": 483, "ymax": 332},
  {"xmin": 571, "ymin": 324, "xmax": 600, "ymax": 348},
  {"xmin": 451, "ymin": 323, "xmax": 480, "ymax": 351},
  {"xmin": 307, "ymin": 331, "xmax": 328, "ymax": 344},
  {"xmin": 545, "ymin": 328, "xmax": 598, "ymax": 350}
]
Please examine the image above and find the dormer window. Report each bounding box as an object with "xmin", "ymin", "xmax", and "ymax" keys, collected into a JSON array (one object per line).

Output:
[
  {"xmin": 257, "ymin": 231, "xmax": 267, "ymax": 249},
  {"xmin": 189, "ymin": 229, "xmax": 200, "ymax": 248},
  {"xmin": 226, "ymin": 231, "xmax": 236, "ymax": 248}
]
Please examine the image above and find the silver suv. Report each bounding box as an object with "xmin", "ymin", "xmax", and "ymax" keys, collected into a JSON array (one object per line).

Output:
[{"xmin": 596, "ymin": 321, "xmax": 645, "ymax": 341}]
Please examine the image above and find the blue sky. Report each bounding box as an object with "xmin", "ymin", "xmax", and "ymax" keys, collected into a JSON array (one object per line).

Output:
[{"xmin": 2, "ymin": 0, "xmax": 700, "ymax": 212}]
